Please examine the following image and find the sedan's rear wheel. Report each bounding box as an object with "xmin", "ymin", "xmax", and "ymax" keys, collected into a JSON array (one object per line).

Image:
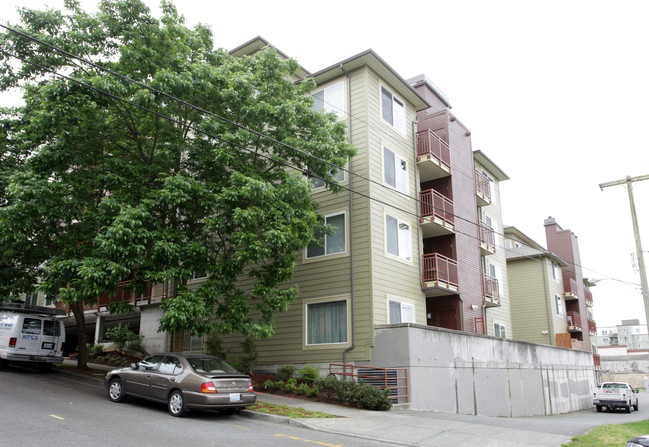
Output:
[
  {"xmin": 168, "ymin": 390, "xmax": 187, "ymax": 417},
  {"xmin": 626, "ymin": 403, "xmax": 632, "ymax": 413},
  {"xmin": 108, "ymin": 378, "xmax": 127, "ymax": 403}
]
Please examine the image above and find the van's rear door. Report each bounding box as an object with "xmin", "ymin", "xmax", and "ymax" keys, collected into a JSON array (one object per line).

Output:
[
  {"xmin": 17, "ymin": 317, "xmax": 42, "ymax": 355},
  {"xmin": 40, "ymin": 319, "xmax": 62, "ymax": 357}
]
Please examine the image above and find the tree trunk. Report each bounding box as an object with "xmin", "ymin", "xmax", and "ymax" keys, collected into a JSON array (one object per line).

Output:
[{"xmin": 70, "ymin": 301, "xmax": 88, "ymax": 369}]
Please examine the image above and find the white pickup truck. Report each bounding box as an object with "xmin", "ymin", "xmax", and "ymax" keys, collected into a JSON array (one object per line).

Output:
[{"xmin": 593, "ymin": 382, "xmax": 639, "ymax": 413}]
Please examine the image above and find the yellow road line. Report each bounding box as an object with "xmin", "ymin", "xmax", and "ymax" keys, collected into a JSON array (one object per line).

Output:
[
  {"xmin": 50, "ymin": 415, "xmax": 64, "ymax": 420},
  {"xmin": 233, "ymin": 425, "xmax": 250, "ymax": 430},
  {"xmin": 275, "ymin": 433, "xmax": 342, "ymax": 447}
]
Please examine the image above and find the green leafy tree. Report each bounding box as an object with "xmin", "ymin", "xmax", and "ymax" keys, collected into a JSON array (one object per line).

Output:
[{"xmin": 0, "ymin": 0, "xmax": 354, "ymax": 368}]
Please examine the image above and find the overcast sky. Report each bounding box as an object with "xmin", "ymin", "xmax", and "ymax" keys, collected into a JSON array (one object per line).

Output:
[{"xmin": 3, "ymin": 0, "xmax": 649, "ymax": 329}]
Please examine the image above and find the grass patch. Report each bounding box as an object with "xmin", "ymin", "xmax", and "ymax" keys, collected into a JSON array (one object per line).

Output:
[
  {"xmin": 563, "ymin": 419, "xmax": 649, "ymax": 446},
  {"xmin": 248, "ymin": 401, "xmax": 336, "ymax": 418}
]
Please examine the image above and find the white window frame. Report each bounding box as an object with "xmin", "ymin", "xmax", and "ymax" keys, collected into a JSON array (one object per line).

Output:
[
  {"xmin": 304, "ymin": 296, "xmax": 350, "ymax": 347},
  {"xmin": 383, "ymin": 146, "xmax": 408, "ymax": 194},
  {"xmin": 387, "ymin": 298, "xmax": 415, "ymax": 324},
  {"xmin": 305, "ymin": 212, "xmax": 347, "ymax": 259},
  {"xmin": 380, "ymin": 86, "xmax": 406, "ymax": 134},
  {"xmin": 494, "ymin": 322, "xmax": 507, "ymax": 339},
  {"xmin": 311, "ymin": 81, "xmax": 345, "ymax": 118},
  {"xmin": 555, "ymin": 294, "xmax": 563, "ymax": 315},
  {"xmin": 551, "ymin": 261, "xmax": 560, "ymax": 280},
  {"xmin": 385, "ymin": 213, "xmax": 412, "ymax": 262}
]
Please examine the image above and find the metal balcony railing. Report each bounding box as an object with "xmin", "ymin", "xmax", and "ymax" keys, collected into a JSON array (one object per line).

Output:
[
  {"xmin": 562, "ymin": 271, "xmax": 579, "ymax": 299},
  {"xmin": 419, "ymin": 189, "xmax": 454, "ymax": 227},
  {"xmin": 416, "ymin": 129, "xmax": 451, "ymax": 170},
  {"xmin": 479, "ymin": 222, "xmax": 496, "ymax": 253},
  {"xmin": 567, "ymin": 311, "xmax": 582, "ymax": 331},
  {"xmin": 585, "ymin": 289, "xmax": 594, "ymax": 306},
  {"xmin": 588, "ymin": 318, "xmax": 597, "ymax": 334},
  {"xmin": 483, "ymin": 274, "xmax": 500, "ymax": 305},
  {"xmin": 475, "ymin": 169, "xmax": 492, "ymax": 204},
  {"xmin": 422, "ymin": 253, "xmax": 459, "ymax": 289}
]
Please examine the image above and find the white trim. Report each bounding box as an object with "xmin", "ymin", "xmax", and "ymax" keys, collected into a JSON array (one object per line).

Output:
[
  {"xmin": 311, "ymin": 79, "xmax": 346, "ymax": 119},
  {"xmin": 380, "ymin": 84, "xmax": 407, "ymax": 136},
  {"xmin": 382, "ymin": 146, "xmax": 409, "ymax": 194},
  {"xmin": 386, "ymin": 295, "xmax": 416, "ymax": 324},
  {"xmin": 384, "ymin": 211, "xmax": 413, "ymax": 264},
  {"xmin": 303, "ymin": 295, "xmax": 351, "ymax": 348},
  {"xmin": 304, "ymin": 211, "xmax": 348, "ymax": 260}
]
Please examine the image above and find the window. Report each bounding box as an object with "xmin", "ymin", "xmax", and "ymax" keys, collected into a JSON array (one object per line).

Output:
[
  {"xmin": 383, "ymin": 147, "xmax": 408, "ymax": 193},
  {"xmin": 158, "ymin": 356, "xmax": 183, "ymax": 375},
  {"xmin": 602, "ymin": 330, "xmax": 608, "ymax": 335},
  {"xmin": 555, "ymin": 295, "xmax": 563, "ymax": 315},
  {"xmin": 385, "ymin": 214, "xmax": 411, "ymax": 261},
  {"xmin": 22, "ymin": 318, "xmax": 41, "ymax": 334},
  {"xmin": 494, "ymin": 323, "xmax": 507, "ymax": 338},
  {"xmin": 183, "ymin": 332, "xmax": 204, "ymax": 351},
  {"xmin": 306, "ymin": 213, "xmax": 346, "ymax": 258},
  {"xmin": 603, "ymin": 337, "xmax": 609, "ymax": 344},
  {"xmin": 306, "ymin": 299, "xmax": 348, "ymax": 345},
  {"xmin": 43, "ymin": 320, "xmax": 60, "ymax": 337},
  {"xmin": 45, "ymin": 295, "xmax": 55, "ymax": 306},
  {"xmin": 309, "ymin": 167, "xmax": 345, "ymax": 190},
  {"xmin": 311, "ymin": 82, "xmax": 344, "ymax": 118},
  {"xmin": 138, "ymin": 355, "xmax": 164, "ymax": 371},
  {"xmin": 191, "ymin": 271, "xmax": 207, "ymax": 280},
  {"xmin": 551, "ymin": 261, "xmax": 560, "ymax": 280},
  {"xmin": 389, "ymin": 300, "xmax": 415, "ymax": 324},
  {"xmin": 25, "ymin": 291, "xmax": 38, "ymax": 306},
  {"xmin": 381, "ymin": 87, "xmax": 406, "ymax": 134}
]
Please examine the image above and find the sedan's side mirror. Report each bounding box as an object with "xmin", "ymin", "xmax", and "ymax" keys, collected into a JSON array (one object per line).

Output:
[{"xmin": 130, "ymin": 362, "xmax": 138, "ymax": 370}]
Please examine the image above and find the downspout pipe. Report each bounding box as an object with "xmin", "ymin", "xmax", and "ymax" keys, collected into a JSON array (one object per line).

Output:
[
  {"xmin": 341, "ymin": 64, "xmax": 355, "ymax": 365},
  {"xmin": 541, "ymin": 257, "xmax": 553, "ymax": 345}
]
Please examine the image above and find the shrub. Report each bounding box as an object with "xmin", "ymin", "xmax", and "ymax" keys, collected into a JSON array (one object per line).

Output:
[
  {"xmin": 90, "ymin": 344, "xmax": 104, "ymax": 356},
  {"xmin": 274, "ymin": 380, "xmax": 285, "ymax": 390},
  {"xmin": 238, "ymin": 337, "xmax": 258, "ymax": 376},
  {"xmin": 316, "ymin": 376, "xmax": 342, "ymax": 399},
  {"xmin": 105, "ymin": 324, "xmax": 139, "ymax": 349},
  {"xmin": 298, "ymin": 364, "xmax": 320, "ymax": 384},
  {"xmin": 285, "ymin": 378, "xmax": 297, "ymax": 393},
  {"xmin": 315, "ymin": 376, "xmax": 391, "ymax": 411},
  {"xmin": 296, "ymin": 382, "xmax": 310, "ymax": 395},
  {"xmin": 264, "ymin": 380, "xmax": 274, "ymax": 390},
  {"xmin": 307, "ymin": 384, "xmax": 320, "ymax": 398},
  {"xmin": 277, "ymin": 365, "xmax": 295, "ymax": 381}
]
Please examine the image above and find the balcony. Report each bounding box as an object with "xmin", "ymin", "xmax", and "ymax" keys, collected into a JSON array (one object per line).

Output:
[
  {"xmin": 422, "ymin": 253, "xmax": 459, "ymax": 296},
  {"xmin": 585, "ymin": 288, "xmax": 593, "ymax": 307},
  {"xmin": 475, "ymin": 170, "xmax": 492, "ymax": 206},
  {"xmin": 483, "ymin": 274, "xmax": 500, "ymax": 307},
  {"xmin": 419, "ymin": 189, "xmax": 455, "ymax": 237},
  {"xmin": 479, "ymin": 222, "xmax": 496, "ymax": 255},
  {"xmin": 416, "ymin": 129, "xmax": 451, "ymax": 182},
  {"xmin": 593, "ymin": 353, "xmax": 601, "ymax": 367},
  {"xmin": 588, "ymin": 318, "xmax": 597, "ymax": 336},
  {"xmin": 567, "ymin": 311, "xmax": 582, "ymax": 332},
  {"xmin": 56, "ymin": 280, "xmax": 167, "ymax": 315},
  {"xmin": 562, "ymin": 271, "xmax": 579, "ymax": 300}
]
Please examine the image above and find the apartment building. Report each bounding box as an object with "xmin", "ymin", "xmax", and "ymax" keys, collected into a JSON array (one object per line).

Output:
[
  {"xmin": 545, "ymin": 217, "xmax": 597, "ymax": 352},
  {"xmin": 598, "ymin": 319, "xmax": 649, "ymax": 350}
]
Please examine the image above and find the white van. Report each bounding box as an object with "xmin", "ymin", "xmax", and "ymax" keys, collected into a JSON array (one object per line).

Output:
[{"xmin": 0, "ymin": 303, "xmax": 66, "ymax": 368}]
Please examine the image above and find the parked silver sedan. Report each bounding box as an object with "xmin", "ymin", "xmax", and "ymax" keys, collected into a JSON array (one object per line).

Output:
[{"xmin": 104, "ymin": 353, "xmax": 256, "ymax": 416}]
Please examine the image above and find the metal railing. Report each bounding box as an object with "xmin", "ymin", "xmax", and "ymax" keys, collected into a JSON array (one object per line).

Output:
[
  {"xmin": 416, "ymin": 129, "xmax": 451, "ymax": 170},
  {"xmin": 562, "ymin": 271, "xmax": 579, "ymax": 298},
  {"xmin": 483, "ymin": 274, "xmax": 500, "ymax": 304},
  {"xmin": 479, "ymin": 222, "xmax": 496, "ymax": 252},
  {"xmin": 422, "ymin": 253, "xmax": 459, "ymax": 289},
  {"xmin": 567, "ymin": 311, "xmax": 582, "ymax": 331},
  {"xmin": 419, "ymin": 189, "xmax": 454, "ymax": 227},
  {"xmin": 329, "ymin": 363, "xmax": 409, "ymax": 404},
  {"xmin": 474, "ymin": 169, "xmax": 492, "ymax": 202},
  {"xmin": 588, "ymin": 318, "xmax": 597, "ymax": 334}
]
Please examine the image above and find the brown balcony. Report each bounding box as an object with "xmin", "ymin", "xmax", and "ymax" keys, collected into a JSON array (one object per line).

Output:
[
  {"xmin": 419, "ymin": 189, "xmax": 454, "ymax": 237},
  {"xmin": 483, "ymin": 274, "xmax": 500, "ymax": 306},
  {"xmin": 562, "ymin": 271, "xmax": 579, "ymax": 300},
  {"xmin": 588, "ymin": 318, "xmax": 597, "ymax": 335},
  {"xmin": 479, "ymin": 222, "xmax": 496, "ymax": 255},
  {"xmin": 475, "ymin": 170, "xmax": 492, "ymax": 206},
  {"xmin": 422, "ymin": 253, "xmax": 459, "ymax": 295},
  {"xmin": 593, "ymin": 353, "xmax": 601, "ymax": 367},
  {"xmin": 416, "ymin": 129, "xmax": 451, "ymax": 182},
  {"xmin": 585, "ymin": 288, "xmax": 593, "ymax": 307},
  {"xmin": 56, "ymin": 280, "xmax": 168, "ymax": 315},
  {"xmin": 567, "ymin": 310, "xmax": 582, "ymax": 332}
]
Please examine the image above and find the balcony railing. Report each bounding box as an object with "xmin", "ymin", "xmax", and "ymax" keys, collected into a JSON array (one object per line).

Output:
[
  {"xmin": 419, "ymin": 189, "xmax": 454, "ymax": 233},
  {"xmin": 588, "ymin": 318, "xmax": 597, "ymax": 335},
  {"xmin": 585, "ymin": 289, "xmax": 593, "ymax": 306},
  {"xmin": 56, "ymin": 280, "xmax": 168, "ymax": 315},
  {"xmin": 593, "ymin": 353, "xmax": 601, "ymax": 367},
  {"xmin": 475, "ymin": 170, "xmax": 492, "ymax": 206},
  {"xmin": 562, "ymin": 271, "xmax": 579, "ymax": 300},
  {"xmin": 479, "ymin": 222, "xmax": 496, "ymax": 255},
  {"xmin": 483, "ymin": 274, "xmax": 500, "ymax": 306},
  {"xmin": 416, "ymin": 129, "xmax": 451, "ymax": 180},
  {"xmin": 567, "ymin": 310, "xmax": 582, "ymax": 332},
  {"xmin": 422, "ymin": 253, "xmax": 459, "ymax": 291}
]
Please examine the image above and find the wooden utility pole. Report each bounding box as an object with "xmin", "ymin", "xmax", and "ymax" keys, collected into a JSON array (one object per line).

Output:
[{"xmin": 599, "ymin": 174, "xmax": 649, "ymax": 335}]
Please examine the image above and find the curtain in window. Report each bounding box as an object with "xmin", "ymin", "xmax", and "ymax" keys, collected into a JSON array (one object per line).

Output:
[
  {"xmin": 389, "ymin": 301, "xmax": 401, "ymax": 323},
  {"xmin": 326, "ymin": 214, "xmax": 345, "ymax": 254},
  {"xmin": 381, "ymin": 88, "xmax": 393, "ymax": 125},
  {"xmin": 386, "ymin": 215, "xmax": 398, "ymax": 256},
  {"xmin": 307, "ymin": 300, "xmax": 347, "ymax": 344},
  {"xmin": 384, "ymin": 147, "xmax": 395, "ymax": 188}
]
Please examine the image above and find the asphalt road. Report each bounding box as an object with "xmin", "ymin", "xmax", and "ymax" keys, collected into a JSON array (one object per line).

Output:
[{"xmin": 0, "ymin": 363, "xmax": 394, "ymax": 447}]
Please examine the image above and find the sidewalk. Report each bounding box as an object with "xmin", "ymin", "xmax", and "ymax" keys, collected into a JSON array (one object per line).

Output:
[{"xmin": 245, "ymin": 392, "xmax": 573, "ymax": 447}]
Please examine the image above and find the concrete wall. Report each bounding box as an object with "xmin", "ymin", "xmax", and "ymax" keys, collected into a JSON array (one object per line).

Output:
[
  {"xmin": 139, "ymin": 306, "xmax": 166, "ymax": 354},
  {"xmin": 363, "ymin": 324, "xmax": 596, "ymax": 416}
]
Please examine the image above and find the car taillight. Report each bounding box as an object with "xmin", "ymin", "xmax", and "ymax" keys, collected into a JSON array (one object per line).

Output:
[
  {"xmin": 248, "ymin": 381, "xmax": 254, "ymax": 392},
  {"xmin": 9, "ymin": 337, "xmax": 16, "ymax": 348},
  {"xmin": 60, "ymin": 342, "xmax": 65, "ymax": 352},
  {"xmin": 201, "ymin": 382, "xmax": 217, "ymax": 394}
]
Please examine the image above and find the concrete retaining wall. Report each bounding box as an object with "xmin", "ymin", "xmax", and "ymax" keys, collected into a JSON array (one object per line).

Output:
[{"xmin": 362, "ymin": 324, "xmax": 596, "ymax": 416}]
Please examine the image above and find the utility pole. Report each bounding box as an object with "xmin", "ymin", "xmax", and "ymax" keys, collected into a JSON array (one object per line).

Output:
[{"xmin": 599, "ymin": 174, "xmax": 649, "ymax": 335}]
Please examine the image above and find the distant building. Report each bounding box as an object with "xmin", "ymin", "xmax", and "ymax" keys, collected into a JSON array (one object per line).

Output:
[{"xmin": 597, "ymin": 319, "xmax": 649, "ymax": 350}]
